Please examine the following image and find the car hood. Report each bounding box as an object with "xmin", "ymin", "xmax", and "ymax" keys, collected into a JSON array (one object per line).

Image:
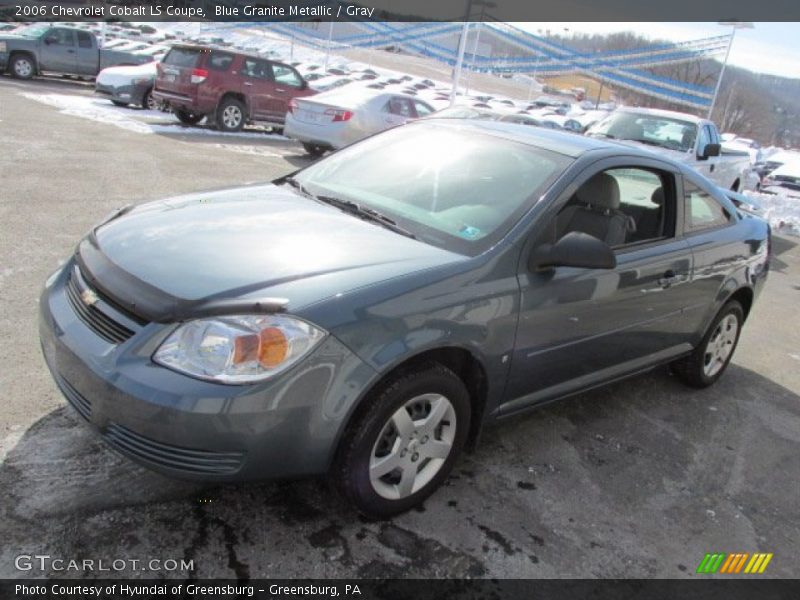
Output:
[
  {"xmin": 97, "ymin": 62, "xmax": 156, "ymax": 86},
  {"xmin": 78, "ymin": 183, "xmax": 465, "ymax": 322}
]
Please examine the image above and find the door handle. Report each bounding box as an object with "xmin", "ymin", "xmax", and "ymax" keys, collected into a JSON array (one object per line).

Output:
[
  {"xmin": 275, "ymin": 88, "xmax": 286, "ymax": 93},
  {"xmin": 243, "ymin": 82, "xmax": 253, "ymax": 86},
  {"xmin": 658, "ymin": 270, "xmax": 685, "ymax": 287},
  {"xmin": 709, "ymin": 163, "xmax": 715, "ymax": 173}
]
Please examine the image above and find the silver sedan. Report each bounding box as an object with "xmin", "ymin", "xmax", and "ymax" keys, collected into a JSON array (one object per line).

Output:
[{"xmin": 284, "ymin": 88, "xmax": 434, "ymax": 156}]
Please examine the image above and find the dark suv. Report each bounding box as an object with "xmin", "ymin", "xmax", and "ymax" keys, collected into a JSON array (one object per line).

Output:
[{"xmin": 153, "ymin": 45, "xmax": 316, "ymax": 132}]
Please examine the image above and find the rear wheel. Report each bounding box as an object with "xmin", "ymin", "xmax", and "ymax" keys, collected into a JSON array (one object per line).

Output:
[
  {"xmin": 174, "ymin": 109, "xmax": 204, "ymax": 125},
  {"xmin": 671, "ymin": 300, "xmax": 743, "ymax": 388},
  {"xmin": 302, "ymin": 143, "xmax": 326, "ymax": 157},
  {"xmin": 10, "ymin": 54, "xmax": 35, "ymax": 80},
  {"xmin": 216, "ymin": 98, "xmax": 246, "ymax": 132},
  {"xmin": 332, "ymin": 363, "xmax": 470, "ymax": 518}
]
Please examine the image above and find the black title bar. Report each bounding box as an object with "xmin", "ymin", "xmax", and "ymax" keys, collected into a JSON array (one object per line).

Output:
[{"xmin": 1, "ymin": 0, "xmax": 800, "ymax": 22}]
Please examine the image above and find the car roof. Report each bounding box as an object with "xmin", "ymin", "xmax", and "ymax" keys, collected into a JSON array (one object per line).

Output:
[
  {"xmin": 412, "ymin": 119, "xmax": 639, "ymax": 158},
  {"xmin": 168, "ymin": 43, "xmax": 290, "ymax": 65},
  {"xmin": 617, "ymin": 106, "xmax": 705, "ymax": 124}
]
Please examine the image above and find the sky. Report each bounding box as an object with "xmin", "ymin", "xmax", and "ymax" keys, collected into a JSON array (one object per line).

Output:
[{"xmin": 516, "ymin": 22, "xmax": 800, "ymax": 79}]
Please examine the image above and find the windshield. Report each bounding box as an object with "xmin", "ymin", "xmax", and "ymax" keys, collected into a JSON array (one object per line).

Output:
[
  {"xmin": 13, "ymin": 24, "xmax": 51, "ymax": 38},
  {"xmin": 294, "ymin": 123, "xmax": 571, "ymax": 255},
  {"xmin": 589, "ymin": 111, "xmax": 698, "ymax": 152}
]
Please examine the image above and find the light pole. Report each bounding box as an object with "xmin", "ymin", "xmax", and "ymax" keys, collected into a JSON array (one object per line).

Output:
[{"xmin": 707, "ymin": 21, "xmax": 753, "ymax": 120}]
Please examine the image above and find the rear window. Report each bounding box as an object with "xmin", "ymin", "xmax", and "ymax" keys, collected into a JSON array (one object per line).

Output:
[
  {"xmin": 163, "ymin": 48, "xmax": 200, "ymax": 68},
  {"xmin": 208, "ymin": 51, "xmax": 234, "ymax": 72}
]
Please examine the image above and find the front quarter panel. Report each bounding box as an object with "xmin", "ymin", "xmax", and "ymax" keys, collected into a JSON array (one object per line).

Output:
[{"xmin": 300, "ymin": 248, "xmax": 522, "ymax": 418}]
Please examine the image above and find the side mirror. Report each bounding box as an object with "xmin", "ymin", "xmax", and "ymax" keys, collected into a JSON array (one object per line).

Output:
[
  {"xmin": 698, "ymin": 142, "xmax": 721, "ymax": 160},
  {"xmin": 529, "ymin": 231, "xmax": 617, "ymax": 271}
]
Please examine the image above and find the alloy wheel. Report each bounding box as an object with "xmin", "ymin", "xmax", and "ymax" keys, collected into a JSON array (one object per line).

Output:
[
  {"xmin": 703, "ymin": 314, "xmax": 739, "ymax": 377},
  {"xmin": 369, "ymin": 393, "xmax": 456, "ymax": 500},
  {"xmin": 14, "ymin": 58, "xmax": 33, "ymax": 78},
  {"xmin": 222, "ymin": 105, "xmax": 242, "ymax": 130}
]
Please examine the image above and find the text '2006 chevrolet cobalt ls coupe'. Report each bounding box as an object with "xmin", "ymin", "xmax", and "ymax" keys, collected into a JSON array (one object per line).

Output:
[{"xmin": 40, "ymin": 120, "xmax": 770, "ymax": 517}]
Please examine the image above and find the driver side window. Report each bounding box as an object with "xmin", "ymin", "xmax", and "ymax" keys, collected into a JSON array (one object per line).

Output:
[
  {"xmin": 549, "ymin": 167, "xmax": 675, "ymax": 249},
  {"xmin": 46, "ymin": 29, "xmax": 75, "ymax": 46}
]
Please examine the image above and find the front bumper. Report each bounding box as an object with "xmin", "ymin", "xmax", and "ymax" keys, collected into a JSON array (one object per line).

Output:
[{"xmin": 39, "ymin": 261, "xmax": 376, "ymax": 481}]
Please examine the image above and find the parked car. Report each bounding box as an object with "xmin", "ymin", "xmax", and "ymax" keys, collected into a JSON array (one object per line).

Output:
[
  {"xmin": 153, "ymin": 45, "xmax": 316, "ymax": 132},
  {"xmin": 0, "ymin": 24, "xmax": 152, "ymax": 80},
  {"xmin": 95, "ymin": 62, "xmax": 159, "ymax": 110},
  {"xmin": 285, "ymin": 89, "xmax": 434, "ymax": 155},
  {"xmin": 760, "ymin": 161, "xmax": 800, "ymax": 198},
  {"xmin": 587, "ymin": 108, "xmax": 757, "ymax": 192},
  {"xmin": 40, "ymin": 120, "xmax": 769, "ymax": 517}
]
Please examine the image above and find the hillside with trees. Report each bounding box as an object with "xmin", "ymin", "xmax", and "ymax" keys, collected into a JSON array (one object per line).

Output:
[{"xmin": 546, "ymin": 32, "xmax": 799, "ymax": 147}]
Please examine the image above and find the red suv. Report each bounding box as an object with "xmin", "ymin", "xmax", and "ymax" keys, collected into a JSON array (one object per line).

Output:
[{"xmin": 153, "ymin": 45, "xmax": 316, "ymax": 132}]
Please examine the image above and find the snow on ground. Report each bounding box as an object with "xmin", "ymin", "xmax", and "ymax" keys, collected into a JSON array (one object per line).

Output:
[
  {"xmin": 744, "ymin": 191, "xmax": 800, "ymax": 236},
  {"xmin": 20, "ymin": 92, "xmax": 288, "ymax": 140}
]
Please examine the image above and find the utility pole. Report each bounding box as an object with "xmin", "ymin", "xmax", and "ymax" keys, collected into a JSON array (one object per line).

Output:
[{"xmin": 707, "ymin": 22, "xmax": 753, "ymax": 120}]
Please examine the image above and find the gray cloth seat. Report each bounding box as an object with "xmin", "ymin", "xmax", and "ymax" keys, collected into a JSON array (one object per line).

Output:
[{"xmin": 556, "ymin": 172, "xmax": 634, "ymax": 247}]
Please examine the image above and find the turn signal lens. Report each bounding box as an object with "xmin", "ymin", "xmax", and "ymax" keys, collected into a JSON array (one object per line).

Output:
[{"xmin": 154, "ymin": 315, "xmax": 325, "ymax": 384}]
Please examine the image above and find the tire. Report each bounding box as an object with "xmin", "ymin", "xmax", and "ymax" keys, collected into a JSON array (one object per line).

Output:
[
  {"xmin": 174, "ymin": 109, "xmax": 204, "ymax": 126},
  {"xmin": 10, "ymin": 54, "xmax": 35, "ymax": 80},
  {"xmin": 302, "ymin": 143, "xmax": 326, "ymax": 157},
  {"xmin": 332, "ymin": 363, "xmax": 471, "ymax": 518},
  {"xmin": 671, "ymin": 300, "xmax": 744, "ymax": 388},
  {"xmin": 142, "ymin": 89, "xmax": 158, "ymax": 111},
  {"xmin": 111, "ymin": 100, "xmax": 129, "ymax": 107},
  {"xmin": 216, "ymin": 97, "xmax": 246, "ymax": 132}
]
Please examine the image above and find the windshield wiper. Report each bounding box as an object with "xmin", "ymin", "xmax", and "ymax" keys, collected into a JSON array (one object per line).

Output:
[
  {"xmin": 284, "ymin": 178, "xmax": 416, "ymax": 239},
  {"xmin": 284, "ymin": 176, "xmax": 311, "ymax": 197},
  {"xmin": 316, "ymin": 195, "xmax": 417, "ymax": 239}
]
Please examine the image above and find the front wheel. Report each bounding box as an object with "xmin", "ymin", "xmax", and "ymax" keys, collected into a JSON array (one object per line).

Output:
[
  {"xmin": 174, "ymin": 109, "xmax": 204, "ymax": 125},
  {"xmin": 10, "ymin": 55, "xmax": 35, "ymax": 80},
  {"xmin": 332, "ymin": 363, "xmax": 470, "ymax": 518},
  {"xmin": 216, "ymin": 98, "xmax": 246, "ymax": 132},
  {"xmin": 142, "ymin": 89, "xmax": 158, "ymax": 111},
  {"xmin": 671, "ymin": 300, "xmax": 744, "ymax": 388}
]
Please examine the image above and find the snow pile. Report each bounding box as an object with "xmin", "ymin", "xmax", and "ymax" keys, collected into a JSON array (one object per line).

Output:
[
  {"xmin": 744, "ymin": 191, "xmax": 800, "ymax": 236},
  {"xmin": 20, "ymin": 92, "xmax": 288, "ymax": 140}
]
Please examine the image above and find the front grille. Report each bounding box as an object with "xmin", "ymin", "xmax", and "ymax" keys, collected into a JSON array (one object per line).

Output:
[
  {"xmin": 104, "ymin": 423, "xmax": 245, "ymax": 475},
  {"xmin": 65, "ymin": 272, "xmax": 135, "ymax": 344},
  {"xmin": 57, "ymin": 375, "xmax": 92, "ymax": 421}
]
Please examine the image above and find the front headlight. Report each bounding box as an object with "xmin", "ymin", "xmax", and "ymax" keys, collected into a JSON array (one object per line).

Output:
[{"xmin": 153, "ymin": 314, "xmax": 326, "ymax": 384}]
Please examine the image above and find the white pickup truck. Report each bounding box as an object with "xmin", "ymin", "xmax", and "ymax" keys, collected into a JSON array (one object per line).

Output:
[{"xmin": 586, "ymin": 107, "xmax": 757, "ymax": 191}]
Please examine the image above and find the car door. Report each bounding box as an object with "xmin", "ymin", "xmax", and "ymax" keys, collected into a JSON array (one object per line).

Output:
[
  {"xmin": 40, "ymin": 27, "xmax": 77, "ymax": 74},
  {"xmin": 74, "ymin": 30, "xmax": 96, "ymax": 76},
  {"xmin": 267, "ymin": 62, "xmax": 306, "ymax": 121},
  {"xmin": 501, "ymin": 158, "xmax": 695, "ymax": 413},
  {"xmin": 239, "ymin": 57, "xmax": 274, "ymax": 121}
]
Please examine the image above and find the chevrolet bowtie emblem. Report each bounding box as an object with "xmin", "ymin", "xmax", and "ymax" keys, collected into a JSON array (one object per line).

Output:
[{"xmin": 80, "ymin": 288, "xmax": 99, "ymax": 307}]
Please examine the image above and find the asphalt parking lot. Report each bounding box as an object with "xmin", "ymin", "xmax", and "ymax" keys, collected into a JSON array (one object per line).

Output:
[{"xmin": 1, "ymin": 76, "xmax": 799, "ymax": 579}]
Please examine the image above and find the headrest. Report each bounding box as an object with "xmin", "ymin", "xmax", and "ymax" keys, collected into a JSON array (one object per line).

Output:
[
  {"xmin": 651, "ymin": 187, "xmax": 665, "ymax": 206},
  {"xmin": 575, "ymin": 172, "xmax": 620, "ymax": 210}
]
